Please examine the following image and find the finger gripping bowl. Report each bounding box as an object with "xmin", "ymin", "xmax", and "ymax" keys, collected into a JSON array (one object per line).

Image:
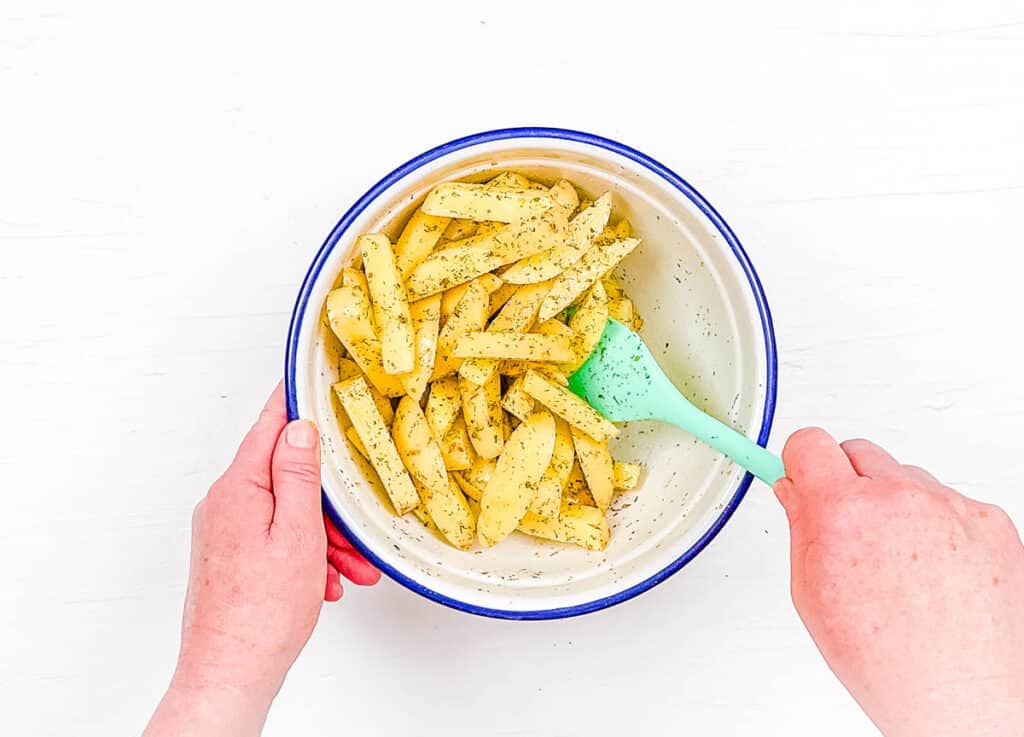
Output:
[{"xmin": 285, "ymin": 128, "xmax": 777, "ymax": 619}]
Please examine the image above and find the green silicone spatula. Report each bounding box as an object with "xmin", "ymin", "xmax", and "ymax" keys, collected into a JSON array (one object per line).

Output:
[{"xmin": 568, "ymin": 319, "xmax": 784, "ymax": 485}]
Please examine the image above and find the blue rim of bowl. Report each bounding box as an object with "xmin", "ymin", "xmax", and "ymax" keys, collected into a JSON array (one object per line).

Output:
[{"xmin": 285, "ymin": 127, "xmax": 778, "ymax": 620}]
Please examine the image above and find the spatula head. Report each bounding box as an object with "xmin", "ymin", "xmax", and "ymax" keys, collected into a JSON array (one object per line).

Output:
[{"xmin": 567, "ymin": 319, "xmax": 667, "ymax": 423}]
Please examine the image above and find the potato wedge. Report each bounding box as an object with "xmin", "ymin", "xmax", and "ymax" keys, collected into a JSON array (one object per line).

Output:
[
  {"xmin": 522, "ymin": 369, "xmax": 619, "ymax": 441},
  {"xmin": 440, "ymin": 415, "xmax": 475, "ymax": 471},
  {"xmin": 342, "ymin": 266, "xmax": 370, "ymax": 296},
  {"xmin": 501, "ymin": 193, "xmax": 612, "ymax": 285},
  {"xmin": 395, "ymin": 209, "xmax": 450, "ymax": 280},
  {"xmin": 440, "ymin": 272, "xmax": 502, "ymax": 323},
  {"xmin": 613, "ymin": 217, "xmax": 632, "ymax": 238},
  {"xmin": 455, "ymin": 332, "xmax": 573, "ymax": 362},
  {"xmin": 424, "ymin": 375, "xmax": 460, "ymax": 443},
  {"xmin": 565, "ymin": 281, "xmax": 608, "ymax": 373},
  {"xmin": 602, "ymin": 274, "xmax": 625, "ymax": 299},
  {"xmin": 422, "ymin": 182, "xmax": 554, "ymax": 222},
  {"xmin": 452, "ymin": 472, "xmax": 482, "ymax": 501},
  {"xmin": 519, "ymin": 504, "xmax": 610, "ymax": 551},
  {"xmin": 538, "ymin": 237, "xmax": 640, "ymax": 322},
  {"xmin": 335, "ymin": 373, "xmax": 393, "ymax": 427},
  {"xmin": 345, "ymin": 425, "xmax": 368, "ymax": 458},
  {"xmin": 412, "ymin": 505, "xmax": 442, "ymax": 537},
  {"xmin": 405, "ymin": 209, "xmax": 567, "ymax": 300},
  {"xmin": 400, "ymin": 295, "xmax": 441, "ymax": 401},
  {"xmin": 458, "ymin": 279, "xmax": 552, "ymax": 385},
  {"xmin": 463, "ymin": 456, "xmax": 496, "ymax": 492},
  {"xmin": 442, "ymin": 218, "xmax": 478, "ymax": 242},
  {"xmin": 563, "ymin": 461, "xmax": 595, "ymax": 506},
  {"xmin": 360, "ymin": 234, "xmax": 415, "ymax": 374},
  {"xmin": 607, "ymin": 296, "xmax": 634, "ymax": 324},
  {"xmin": 392, "ymin": 397, "xmax": 476, "ymax": 549},
  {"xmin": 529, "ymin": 416, "xmax": 574, "ymax": 519},
  {"xmin": 499, "ymin": 359, "xmax": 571, "ymax": 382},
  {"xmin": 459, "ymin": 373, "xmax": 504, "ymax": 459},
  {"xmin": 478, "ymin": 410, "xmax": 557, "ymax": 546},
  {"xmin": 486, "ymin": 171, "xmax": 530, "ymax": 189},
  {"xmin": 325, "ymin": 284, "xmax": 405, "ymax": 397},
  {"xmin": 475, "ymin": 220, "xmax": 505, "ymax": 237},
  {"xmin": 431, "ymin": 278, "xmax": 489, "ymax": 381},
  {"xmin": 337, "ymin": 356, "xmax": 361, "ymax": 381},
  {"xmin": 548, "ymin": 179, "xmax": 579, "ymax": 219},
  {"xmin": 500, "ymin": 375, "xmax": 535, "ymax": 422},
  {"xmin": 571, "ymin": 426, "xmax": 614, "ymax": 511},
  {"xmin": 487, "ymin": 282, "xmax": 519, "ymax": 317},
  {"xmin": 334, "ymin": 376, "xmax": 419, "ymax": 515},
  {"xmin": 613, "ymin": 461, "xmax": 644, "ymax": 492}
]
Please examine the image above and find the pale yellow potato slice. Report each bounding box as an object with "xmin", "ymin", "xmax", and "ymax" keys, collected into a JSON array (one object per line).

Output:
[
  {"xmin": 431, "ymin": 279, "xmax": 489, "ymax": 381},
  {"xmin": 451, "ymin": 471, "xmax": 482, "ymax": 501},
  {"xmin": 464, "ymin": 456, "xmax": 496, "ymax": 492},
  {"xmin": 613, "ymin": 217, "xmax": 632, "ymax": 238},
  {"xmin": 477, "ymin": 410, "xmax": 557, "ymax": 547},
  {"xmin": 607, "ymin": 296, "xmax": 634, "ymax": 324},
  {"xmin": 441, "ymin": 218, "xmax": 478, "ymax": 242},
  {"xmin": 475, "ymin": 220, "xmax": 505, "ymax": 237},
  {"xmin": 563, "ymin": 461, "xmax": 595, "ymax": 507},
  {"xmin": 405, "ymin": 209, "xmax": 567, "ymax": 300},
  {"xmin": 458, "ymin": 280, "xmax": 552, "ymax": 385},
  {"xmin": 459, "ymin": 373, "xmax": 504, "ymax": 459},
  {"xmin": 360, "ymin": 234, "xmax": 415, "ymax": 374},
  {"xmin": 392, "ymin": 397, "xmax": 476, "ymax": 549},
  {"xmin": 346, "ymin": 425, "xmax": 368, "ymax": 458},
  {"xmin": 342, "ymin": 266, "xmax": 370, "ymax": 296},
  {"xmin": 521, "ymin": 370, "xmax": 619, "ymax": 441},
  {"xmin": 613, "ymin": 461, "xmax": 644, "ymax": 491},
  {"xmin": 337, "ymin": 356, "xmax": 362, "ymax": 381},
  {"xmin": 424, "ymin": 375, "xmax": 460, "ymax": 443},
  {"xmin": 538, "ymin": 237, "xmax": 640, "ymax": 321},
  {"xmin": 487, "ymin": 282, "xmax": 519, "ymax": 317},
  {"xmin": 501, "ymin": 193, "xmax": 612, "ymax": 285},
  {"xmin": 440, "ymin": 415, "xmax": 475, "ymax": 471},
  {"xmin": 440, "ymin": 272, "xmax": 502, "ymax": 323},
  {"xmin": 422, "ymin": 182, "xmax": 554, "ymax": 222},
  {"xmin": 394, "ymin": 209, "xmax": 450, "ymax": 280},
  {"xmin": 519, "ymin": 504, "xmax": 610, "ymax": 551},
  {"xmin": 455, "ymin": 332, "xmax": 573, "ymax": 362},
  {"xmin": 412, "ymin": 505, "xmax": 442, "ymax": 537},
  {"xmin": 529, "ymin": 416, "xmax": 574, "ymax": 519},
  {"xmin": 399, "ymin": 295, "xmax": 441, "ymax": 402},
  {"xmin": 548, "ymin": 179, "xmax": 579, "ymax": 219},
  {"xmin": 325, "ymin": 284, "xmax": 405, "ymax": 397},
  {"xmin": 499, "ymin": 359, "xmax": 570, "ymax": 382},
  {"xmin": 565, "ymin": 281, "xmax": 609, "ymax": 373},
  {"xmin": 571, "ymin": 426, "xmax": 614, "ymax": 511},
  {"xmin": 500, "ymin": 375, "xmax": 535, "ymax": 422},
  {"xmin": 335, "ymin": 371, "xmax": 393, "ymax": 427},
  {"xmin": 602, "ymin": 274, "xmax": 625, "ymax": 299},
  {"xmin": 486, "ymin": 171, "xmax": 530, "ymax": 189},
  {"xmin": 334, "ymin": 376, "xmax": 419, "ymax": 515}
]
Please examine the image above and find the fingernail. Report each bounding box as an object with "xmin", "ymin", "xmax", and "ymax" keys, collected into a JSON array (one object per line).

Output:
[{"xmin": 286, "ymin": 420, "xmax": 318, "ymax": 448}]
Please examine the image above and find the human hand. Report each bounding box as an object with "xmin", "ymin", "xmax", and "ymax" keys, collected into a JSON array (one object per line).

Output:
[
  {"xmin": 144, "ymin": 383, "xmax": 379, "ymax": 737},
  {"xmin": 775, "ymin": 428, "xmax": 1024, "ymax": 737}
]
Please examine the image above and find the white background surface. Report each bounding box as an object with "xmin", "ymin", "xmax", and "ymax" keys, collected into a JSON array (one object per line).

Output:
[{"xmin": 2, "ymin": 1, "xmax": 1023, "ymax": 735}]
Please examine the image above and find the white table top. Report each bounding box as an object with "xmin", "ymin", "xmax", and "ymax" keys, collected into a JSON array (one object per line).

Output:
[{"xmin": 3, "ymin": 2, "xmax": 1023, "ymax": 735}]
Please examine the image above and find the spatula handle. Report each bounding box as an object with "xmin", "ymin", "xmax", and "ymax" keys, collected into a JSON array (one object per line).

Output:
[{"xmin": 656, "ymin": 392, "xmax": 784, "ymax": 485}]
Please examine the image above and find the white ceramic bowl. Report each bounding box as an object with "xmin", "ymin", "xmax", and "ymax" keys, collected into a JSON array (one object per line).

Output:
[{"xmin": 286, "ymin": 128, "xmax": 777, "ymax": 619}]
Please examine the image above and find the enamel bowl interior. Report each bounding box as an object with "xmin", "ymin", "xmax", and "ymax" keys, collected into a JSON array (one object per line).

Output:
[{"xmin": 288, "ymin": 131, "xmax": 774, "ymax": 619}]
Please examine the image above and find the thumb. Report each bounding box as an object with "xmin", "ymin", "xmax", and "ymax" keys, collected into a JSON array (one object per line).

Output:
[{"xmin": 270, "ymin": 420, "xmax": 324, "ymax": 534}]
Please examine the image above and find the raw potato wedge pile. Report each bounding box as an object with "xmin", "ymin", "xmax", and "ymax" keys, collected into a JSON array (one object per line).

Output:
[{"xmin": 326, "ymin": 171, "xmax": 645, "ymax": 552}]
